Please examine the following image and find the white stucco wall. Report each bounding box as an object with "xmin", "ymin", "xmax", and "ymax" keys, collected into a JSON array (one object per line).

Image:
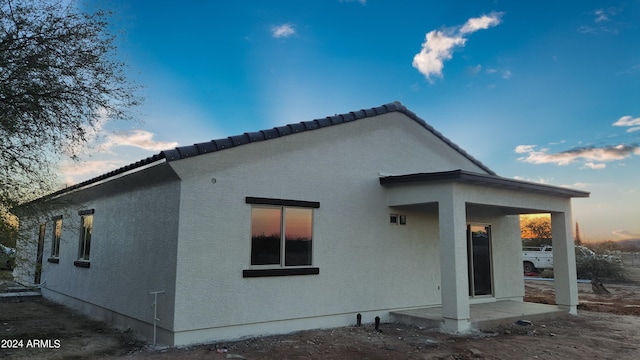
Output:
[
  {"xmin": 15, "ymin": 164, "xmax": 181, "ymax": 343},
  {"xmin": 167, "ymin": 112, "xmax": 492, "ymax": 344}
]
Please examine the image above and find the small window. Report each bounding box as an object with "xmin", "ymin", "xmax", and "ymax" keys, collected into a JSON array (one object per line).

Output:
[
  {"xmin": 51, "ymin": 217, "xmax": 62, "ymax": 258},
  {"xmin": 399, "ymin": 215, "xmax": 407, "ymax": 225},
  {"xmin": 77, "ymin": 211, "xmax": 93, "ymax": 261},
  {"xmin": 390, "ymin": 214, "xmax": 398, "ymax": 225},
  {"xmin": 251, "ymin": 206, "xmax": 313, "ymax": 267}
]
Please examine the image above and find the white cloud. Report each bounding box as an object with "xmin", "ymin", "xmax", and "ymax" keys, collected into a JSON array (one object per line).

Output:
[
  {"xmin": 412, "ymin": 12, "xmax": 503, "ymax": 82},
  {"xmin": 618, "ymin": 63, "xmax": 640, "ymax": 75},
  {"xmin": 339, "ymin": 0, "xmax": 366, "ymax": 4},
  {"xmin": 584, "ymin": 162, "xmax": 606, "ymax": 170},
  {"xmin": 468, "ymin": 64, "xmax": 482, "ymax": 76},
  {"xmin": 515, "ymin": 144, "xmax": 536, "ymax": 154},
  {"xmin": 613, "ymin": 115, "xmax": 640, "ymax": 133},
  {"xmin": 572, "ymin": 182, "xmax": 589, "ymax": 189},
  {"xmin": 513, "ymin": 176, "xmax": 551, "ymax": 184},
  {"xmin": 412, "ymin": 30, "xmax": 465, "ymax": 82},
  {"xmin": 59, "ymin": 130, "xmax": 178, "ymax": 185},
  {"xmin": 99, "ymin": 130, "xmax": 178, "ymax": 153},
  {"xmin": 593, "ymin": 8, "xmax": 616, "ymax": 23},
  {"xmin": 486, "ymin": 67, "xmax": 512, "ymax": 79},
  {"xmin": 60, "ymin": 159, "xmax": 128, "ymax": 185},
  {"xmin": 577, "ymin": 25, "xmax": 617, "ymax": 34},
  {"xmin": 271, "ymin": 23, "xmax": 295, "ymax": 38},
  {"xmin": 515, "ymin": 143, "xmax": 640, "ymax": 167},
  {"xmin": 612, "ymin": 230, "xmax": 640, "ymax": 239},
  {"xmin": 578, "ymin": 8, "xmax": 619, "ymax": 34},
  {"xmin": 460, "ymin": 13, "xmax": 503, "ymax": 34}
]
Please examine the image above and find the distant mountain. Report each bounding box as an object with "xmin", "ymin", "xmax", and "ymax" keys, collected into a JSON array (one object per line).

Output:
[{"xmin": 616, "ymin": 238, "xmax": 640, "ymax": 251}]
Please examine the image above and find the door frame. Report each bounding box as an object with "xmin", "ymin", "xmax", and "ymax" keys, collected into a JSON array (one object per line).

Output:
[{"xmin": 467, "ymin": 223, "xmax": 494, "ymax": 298}]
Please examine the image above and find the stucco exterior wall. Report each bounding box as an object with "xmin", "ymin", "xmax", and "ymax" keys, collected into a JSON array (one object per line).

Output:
[
  {"xmin": 15, "ymin": 164, "xmax": 181, "ymax": 343},
  {"xmin": 167, "ymin": 112, "xmax": 491, "ymax": 344}
]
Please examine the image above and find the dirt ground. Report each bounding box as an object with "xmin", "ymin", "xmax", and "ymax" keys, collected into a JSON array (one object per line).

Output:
[{"xmin": 2, "ymin": 268, "xmax": 640, "ymax": 360}]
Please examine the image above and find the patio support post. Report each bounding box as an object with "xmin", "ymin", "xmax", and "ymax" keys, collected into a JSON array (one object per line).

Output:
[
  {"xmin": 438, "ymin": 192, "xmax": 471, "ymax": 332},
  {"xmin": 551, "ymin": 211, "xmax": 578, "ymax": 314}
]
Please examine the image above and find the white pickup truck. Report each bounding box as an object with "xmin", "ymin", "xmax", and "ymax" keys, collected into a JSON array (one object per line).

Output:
[{"xmin": 522, "ymin": 245, "xmax": 553, "ymax": 273}]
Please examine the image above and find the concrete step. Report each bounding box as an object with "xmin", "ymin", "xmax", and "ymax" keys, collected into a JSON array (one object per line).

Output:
[
  {"xmin": 7, "ymin": 286, "xmax": 39, "ymax": 293},
  {"xmin": 0, "ymin": 291, "xmax": 42, "ymax": 299}
]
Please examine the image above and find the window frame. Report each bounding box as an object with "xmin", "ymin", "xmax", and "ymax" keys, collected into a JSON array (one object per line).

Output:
[
  {"xmin": 48, "ymin": 215, "xmax": 62, "ymax": 264},
  {"xmin": 74, "ymin": 209, "xmax": 94, "ymax": 268},
  {"xmin": 244, "ymin": 197, "xmax": 319, "ymax": 277}
]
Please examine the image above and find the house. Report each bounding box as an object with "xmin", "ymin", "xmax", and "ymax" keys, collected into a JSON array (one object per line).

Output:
[{"xmin": 13, "ymin": 102, "xmax": 589, "ymax": 346}]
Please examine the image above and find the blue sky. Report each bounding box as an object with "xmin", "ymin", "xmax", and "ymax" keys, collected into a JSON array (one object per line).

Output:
[{"xmin": 69, "ymin": 0, "xmax": 640, "ymax": 242}]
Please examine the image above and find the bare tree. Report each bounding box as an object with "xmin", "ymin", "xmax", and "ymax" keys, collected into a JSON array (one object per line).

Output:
[
  {"xmin": 0, "ymin": 0, "xmax": 140, "ymax": 214},
  {"xmin": 521, "ymin": 215, "xmax": 552, "ymax": 247}
]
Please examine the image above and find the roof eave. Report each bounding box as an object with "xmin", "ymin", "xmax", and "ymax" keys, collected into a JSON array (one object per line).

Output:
[{"xmin": 379, "ymin": 170, "xmax": 590, "ymax": 198}]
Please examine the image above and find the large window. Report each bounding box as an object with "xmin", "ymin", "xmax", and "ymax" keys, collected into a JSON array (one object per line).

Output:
[
  {"xmin": 51, "ymin": 216, "xmax": 62, "ymax": 258},
  {"xmin": 246, "ymin": 197, "xmax": 318, "ymax": 269},
  {"xmin": 77, "ymin": 210, "xmax": 94, "ymax": 262},
  {"xmin": 251, "ymin": 206, "xmax": 313, "ymax": 267}
]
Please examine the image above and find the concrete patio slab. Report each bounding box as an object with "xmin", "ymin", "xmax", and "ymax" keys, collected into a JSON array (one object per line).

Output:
[{"xmin": 390, "ymin": 301, "xmax": 567, "ymax": 330}]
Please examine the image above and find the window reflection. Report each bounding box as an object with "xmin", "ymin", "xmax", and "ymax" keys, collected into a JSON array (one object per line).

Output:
[
  {"xmin": 251, "ymin": 207, "xmax": 282, "ymax": 265},
  {"xmin": 51, "ymin": 218, "xmax": 62, "ymax": 257},
  {"xmin": 79, "ymin": 215, "xmax": 93, "ymax": 260},
  {"xmin": 251, "ymin": 206, "xmax": 313, "ymax": 267},
  {"xmin": 285, "ymin": 208, "xmax": 312, "ymax": 266}
]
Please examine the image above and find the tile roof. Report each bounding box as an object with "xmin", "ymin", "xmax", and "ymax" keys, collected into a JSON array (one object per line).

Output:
[{"xmin": 44, "ymin": 101, "xmax": 495, "ymax": 200}]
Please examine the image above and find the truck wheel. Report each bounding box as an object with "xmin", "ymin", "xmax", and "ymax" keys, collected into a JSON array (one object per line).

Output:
[{"xmin": 523, "ymin": 261, "xmax": 536, "ymax": 273}]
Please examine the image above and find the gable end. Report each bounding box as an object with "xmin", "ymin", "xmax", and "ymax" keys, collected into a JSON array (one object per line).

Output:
[{"xmin": 160, "ymin": 102, "xmax": 495, "ymax": 175}]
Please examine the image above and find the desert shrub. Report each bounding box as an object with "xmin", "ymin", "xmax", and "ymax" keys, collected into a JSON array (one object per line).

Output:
[{"xmin": 575, "ymin": 255, "xmax": 626, "ymax": 281}]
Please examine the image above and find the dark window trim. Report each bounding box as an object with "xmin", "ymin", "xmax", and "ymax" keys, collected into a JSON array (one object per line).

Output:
[
  {"xmin": 78, "ymin": 209, "xmax": 95, "ymax": 216},
  {"xmin": 243, "ymin": 267, "xmax": 319, "ymax": 278},
  {"xmin": 47, "ymin": 257, "xmax": 59, "ymax": 264},
  {"xmin": 73, "ymin": 260, "xmax": 90, "ymax": 268},
  {"xmin": 246, "ymin": 197, "xmax": 320, "ymax": 208},
  {"xmin": 51, "ymin": 215, "xmax": 63, "ymax": 220}
]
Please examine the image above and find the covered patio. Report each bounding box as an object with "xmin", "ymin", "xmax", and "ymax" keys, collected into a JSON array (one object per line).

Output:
[{"xmin": 380, "ymin": 170, "xmax": 589, "ymax": 333}]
